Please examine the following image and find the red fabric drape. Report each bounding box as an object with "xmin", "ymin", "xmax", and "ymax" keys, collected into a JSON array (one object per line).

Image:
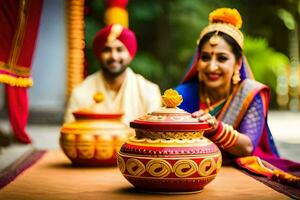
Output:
[
  {"xmin": 0, "ymin": 0, "xmax": 43, "ymax": 85},
  {"xmin": 5, "ymin": 85, "xmax": 30, "ymax": 143},
  {"xmin": 0, "ymin": 0, "xmax": 43, "ymax": 143}
]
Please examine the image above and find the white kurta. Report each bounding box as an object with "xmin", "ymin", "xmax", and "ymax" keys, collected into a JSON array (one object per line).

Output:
[{"xmin": 64, "ymin": 68, "xmax": 161, "ymax": 125}]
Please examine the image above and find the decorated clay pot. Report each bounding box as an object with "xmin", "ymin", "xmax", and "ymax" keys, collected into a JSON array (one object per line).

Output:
[
  {"xmin": 60, "ymin": 92, "xmax": 132, "ymax": 166},
  {"xmin": 117, "ymin": 89, "xmax": 222, "ymax": 193}
]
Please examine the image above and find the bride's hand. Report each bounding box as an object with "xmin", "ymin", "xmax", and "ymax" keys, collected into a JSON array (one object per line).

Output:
[{"xmin": 191, "ymin": 110, "xmax": 219, "ymax": 132}]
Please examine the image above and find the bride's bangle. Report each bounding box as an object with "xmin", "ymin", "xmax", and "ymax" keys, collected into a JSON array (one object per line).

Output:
[{"xmin": 208, "ymin": 122, "xmax": 239, "ymax": 150}]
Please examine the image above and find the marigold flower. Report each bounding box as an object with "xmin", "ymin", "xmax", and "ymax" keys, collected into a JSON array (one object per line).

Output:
[
  {"xmin": 209, "ymin": 8, "xmax": 242, "ymax": 29},
  {"xmin": 162, "ymin": 89, "xmax": 183, "ymax": 108},
  {"xmin": 93, "ymin": 92, "xmax": 105, "ymax": 103}
]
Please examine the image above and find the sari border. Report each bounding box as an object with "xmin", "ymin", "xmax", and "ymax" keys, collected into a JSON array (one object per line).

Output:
[
  {"xmin": 221, "ymin": 79, "xmax": 269, "ymax": 129},
  {"xmin": 237, "ymin": 167, "xmax": 300, "ymax": 199},
  {"xmin": 217, "ymin": 83, "xmax": 240, "ymax": 121}
]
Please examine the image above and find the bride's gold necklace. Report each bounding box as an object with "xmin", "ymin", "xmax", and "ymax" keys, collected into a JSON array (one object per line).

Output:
[
  {"xmin": 201, "ymin": 85, "xmax": 213, "ymax": 112},
  {"xmin": 203, "ymin": 86, "xmax": 231, "ymax": 112},
  {"xmin": 204, "ymin": 92, "xmax": 213, "ymax": 112}
]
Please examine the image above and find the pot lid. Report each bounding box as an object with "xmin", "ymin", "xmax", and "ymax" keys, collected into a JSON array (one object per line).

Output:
[
  {"xmin": 130, "ymin": 89, "xmax": 211, "ymax": 131},
  {"xmin": 72, "ymin": 92, "xmax": 123, "ymax": 120},
  {"xmin": 60, "ymin": 117, "xmax": 129, "ymax": 135}
]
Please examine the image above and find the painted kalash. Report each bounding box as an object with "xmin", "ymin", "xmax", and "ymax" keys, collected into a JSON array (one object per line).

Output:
[
  {"xmin": 117, "ymin": 89, "xmax": 222, "ymax": 193},
  {"xmin": 60, "ymin": 92, "xmax": 133, "ymax": 166}
]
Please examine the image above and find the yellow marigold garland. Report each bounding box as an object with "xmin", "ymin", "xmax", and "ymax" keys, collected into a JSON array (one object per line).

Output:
[
  {"xmin": 67, "ymin": 0, "xmax": 85, "ymax": 97},
  {"xmin": 0, "ymin": 74, "xmax": 33, "ymax": 87}
]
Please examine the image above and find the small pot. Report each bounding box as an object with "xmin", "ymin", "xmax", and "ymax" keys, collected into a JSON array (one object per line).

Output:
[
  {"xmin": 60, "ymin": 110, "xmax": 132, "ymax": 166},
  {"xmin": 117, "ymin": 89, "xmax": 222, "ymax": 193}
]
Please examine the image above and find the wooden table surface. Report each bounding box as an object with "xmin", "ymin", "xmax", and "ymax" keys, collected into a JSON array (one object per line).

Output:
[{"xmin": 0, "ymin": 150, "xmax": 289, "ymax": 200}]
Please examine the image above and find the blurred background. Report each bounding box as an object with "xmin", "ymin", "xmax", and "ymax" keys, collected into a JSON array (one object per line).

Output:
[
  {"xmin": 0, "ymin": 0, "xmax": 299, "ymax": 123},
  {"xmin": 86, "ymin": 0, "xmax": 300, "ymax": 110},
  {"xmin": 0, "ymin": 0, "xmax": 299, "ymax": 165}
]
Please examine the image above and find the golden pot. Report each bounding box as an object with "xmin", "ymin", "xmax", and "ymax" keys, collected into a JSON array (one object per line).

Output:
[{"xmin": 60, "ymin": 111, "xmax": 132, "ymax": 166}]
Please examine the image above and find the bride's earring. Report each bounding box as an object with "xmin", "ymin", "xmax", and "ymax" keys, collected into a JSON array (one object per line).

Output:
[{"xmin": 232, "ymin": 70, "xmax": 241, "ymax": 84}]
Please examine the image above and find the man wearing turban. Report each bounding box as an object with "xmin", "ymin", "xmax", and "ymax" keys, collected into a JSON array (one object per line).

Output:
[{"xmin": 64, "ymin": 24, "xmax": 161, "ymax": 125}]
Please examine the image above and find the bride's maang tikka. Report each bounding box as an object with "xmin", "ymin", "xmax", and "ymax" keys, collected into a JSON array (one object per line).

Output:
[{"xmin": 209, "ymin": 31, "xmax": 220, "ymax": 46}]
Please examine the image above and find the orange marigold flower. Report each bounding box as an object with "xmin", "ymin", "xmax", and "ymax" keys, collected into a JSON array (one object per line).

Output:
[
  {"xmin": 162, "ymin": 89, "xmax": 183, "ymax": 108},
  {"xmin": 209, "ymin": 8, "xmax": 242, "ymax": 29}
]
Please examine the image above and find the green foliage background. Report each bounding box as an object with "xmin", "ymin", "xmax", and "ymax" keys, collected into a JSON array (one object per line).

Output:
[{"xmin": 85, "ymin": 0, "xmax": 298, "ymax": 109}]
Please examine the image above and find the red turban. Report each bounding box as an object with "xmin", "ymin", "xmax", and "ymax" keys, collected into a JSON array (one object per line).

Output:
[{"xmin": 93, "ymin": 24, "xmax": 137, "ymax": 59}]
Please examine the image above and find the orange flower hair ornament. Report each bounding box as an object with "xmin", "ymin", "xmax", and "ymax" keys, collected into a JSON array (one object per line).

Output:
[
  {"xmin": 198, "ymin": 8, "xmax": 244, "ymax": 49},
  {"xmin": 209, "ymin": 8, "xmax": 242, "ymax": 29}
]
